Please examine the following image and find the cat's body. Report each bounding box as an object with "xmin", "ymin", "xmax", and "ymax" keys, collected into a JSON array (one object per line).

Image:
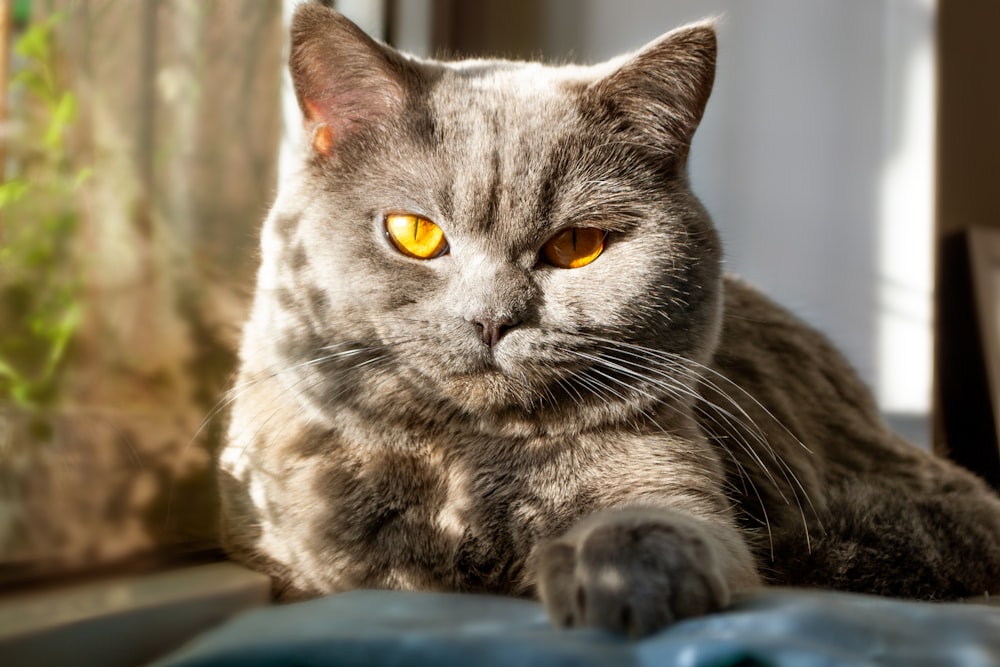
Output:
[{"xmin": 219, "ymin": 4, "xmax": 1000, "ymax": 636}]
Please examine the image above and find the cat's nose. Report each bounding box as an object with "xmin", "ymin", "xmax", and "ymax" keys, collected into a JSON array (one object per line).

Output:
[{"xmin": 472, "ymin": 316, "xmax": 519, "ymax": 348}]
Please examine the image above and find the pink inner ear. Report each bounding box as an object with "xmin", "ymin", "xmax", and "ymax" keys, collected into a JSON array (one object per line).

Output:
[
  {"xmin": 312, "ymin": 125, "xmax": 335, "ymax": 156},
  {"xmin": 304, "ymin": 99, "xmax": 325, "ymax": 124},
  {"xmin": 303, "ymin": 99, "xmax": 336, "ymax": 157},
  {"xmin": 301, "ymin": 87, "xmax": 397, "ymax": 157}
]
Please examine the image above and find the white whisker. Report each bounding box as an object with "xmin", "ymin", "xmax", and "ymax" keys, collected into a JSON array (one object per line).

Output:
[{"xmin": 566, "ymin": 334, "xmax": 820, "ymax": 550}]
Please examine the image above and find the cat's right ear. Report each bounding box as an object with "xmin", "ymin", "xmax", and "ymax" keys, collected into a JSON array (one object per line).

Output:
[{"xmin": 290, "ymin": 4, "xmax": 409, "ymax": 157}]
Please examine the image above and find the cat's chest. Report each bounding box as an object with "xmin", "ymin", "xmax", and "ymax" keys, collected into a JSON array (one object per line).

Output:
[{"xmin": 283, "ymin": 434, "xmax": 585, "ymax": 595}]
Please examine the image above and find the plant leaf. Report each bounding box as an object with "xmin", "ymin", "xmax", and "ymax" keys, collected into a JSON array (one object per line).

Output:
[
  {"xmin": 14, "ymin": 24, "xmax": 50, "ymax": 62},
  {"xmin": 73, "ymin": 167, "xmax": 93, "ymax": 189},
  {"xmin": 44, "ymin": 93, "xmax": 78, "ymax": 148},
  {"xmin": 0, "ymin": 181, "xmax": 30, "ymax": 209}
]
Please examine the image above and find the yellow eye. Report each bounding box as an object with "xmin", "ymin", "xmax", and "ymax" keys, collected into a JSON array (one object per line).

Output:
[
  {"xmin": 385, "ymin": 214, "xmax": 448, "ymax": 259},
  {"xmin": 542, "ymin": 227, "xmax": 606, "ymax": 269}
]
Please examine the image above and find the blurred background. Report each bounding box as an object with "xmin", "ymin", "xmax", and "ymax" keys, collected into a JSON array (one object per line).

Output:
[{"xmin": 0, "ymin": 0, "xmax": 996, "ymax": 584}]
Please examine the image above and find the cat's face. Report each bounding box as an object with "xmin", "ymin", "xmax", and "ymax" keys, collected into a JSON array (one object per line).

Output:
[{"xmin": 254, "ymin": 6, "xmax": 721, "ymax": 427}]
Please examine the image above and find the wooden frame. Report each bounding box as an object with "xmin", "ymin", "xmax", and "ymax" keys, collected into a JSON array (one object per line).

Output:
[
  {"xmin": 937, "ymin": 228, "xmax": 1000, "ymax": 489},
  {"xmin": 969, "ymin": 227, "xmax": 1000, "ymax": 444}
]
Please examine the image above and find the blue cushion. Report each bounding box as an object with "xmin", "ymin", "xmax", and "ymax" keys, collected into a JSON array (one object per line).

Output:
[{"xmin": 155, "ymin": 588, "xmax": 1000, "ymax": 667}]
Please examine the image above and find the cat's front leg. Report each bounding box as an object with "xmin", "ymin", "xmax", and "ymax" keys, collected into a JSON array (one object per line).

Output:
[{"xmin": 536, "ymin": 506, "xmax": 760, "ymax": 637}]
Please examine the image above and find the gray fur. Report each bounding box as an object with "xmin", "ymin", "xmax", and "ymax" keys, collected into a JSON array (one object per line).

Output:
[{"xmin": 218, "ymin": 4, "xmax": 1000, "ymax": 637}]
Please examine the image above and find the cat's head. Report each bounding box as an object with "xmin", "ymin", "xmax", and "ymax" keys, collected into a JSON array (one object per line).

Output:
[{"xmin": 254, "ymin": 4, "xmax": 722, "ymax": 431}]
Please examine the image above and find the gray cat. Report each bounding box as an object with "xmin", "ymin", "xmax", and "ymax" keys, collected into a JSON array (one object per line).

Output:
[{"xmin": 218, "ymin": 3, "xmax": 1000, "ymax": 637}]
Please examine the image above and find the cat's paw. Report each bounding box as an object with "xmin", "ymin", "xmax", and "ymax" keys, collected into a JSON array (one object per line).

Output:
[{"xmin": 536, "ymin": 508, "xmax": 730, "ymax": 637}]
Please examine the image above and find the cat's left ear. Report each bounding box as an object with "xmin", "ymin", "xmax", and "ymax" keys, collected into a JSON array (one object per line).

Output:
[
  {"xmin": 290, "ymin": 4, "xmax": 413, "ymax": 157},
  {"xmin": 590, "ymin": 21, "xmax": 717, "ymax": 164}
]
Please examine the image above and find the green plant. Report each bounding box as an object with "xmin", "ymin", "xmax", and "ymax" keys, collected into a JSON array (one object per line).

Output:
[{"xmin": 0, "ymin": 14, "xmax": 88, "ymax": 412}]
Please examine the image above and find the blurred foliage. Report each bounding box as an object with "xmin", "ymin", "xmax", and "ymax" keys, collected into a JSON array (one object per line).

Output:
[
  {"xmin": 13, "ymin": 1, "xmax": 32, "ymax": 26},
  {"xmin": 0, "ymin": 2, "xmax": 282, "ymax": 575},
  {"xmin": 0, "ymin": 14, "xmax": 88, "ymax": 412}
]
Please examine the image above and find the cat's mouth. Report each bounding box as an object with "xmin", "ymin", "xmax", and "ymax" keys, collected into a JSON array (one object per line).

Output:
[
  {"xmin": 444, "ymin": 359, "xmax": 512, "ymax": 388},
  {"xmin": 419, "ymin": 349, "xmax": 540, "ymax": 412},
  {"xmin": 399, "ymin": 331, "xmax": 585, "ymax": 413}
]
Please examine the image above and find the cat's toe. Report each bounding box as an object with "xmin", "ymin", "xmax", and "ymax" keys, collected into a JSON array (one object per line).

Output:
[{"xmin": 536, "ymin": 510, "xmax": 730, "ymax": 637}]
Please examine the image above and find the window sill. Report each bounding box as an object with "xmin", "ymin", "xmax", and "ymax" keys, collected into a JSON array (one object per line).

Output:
[{"xmin": 0, "ymin": 561, "xmax": 270, "ymax": 666}]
